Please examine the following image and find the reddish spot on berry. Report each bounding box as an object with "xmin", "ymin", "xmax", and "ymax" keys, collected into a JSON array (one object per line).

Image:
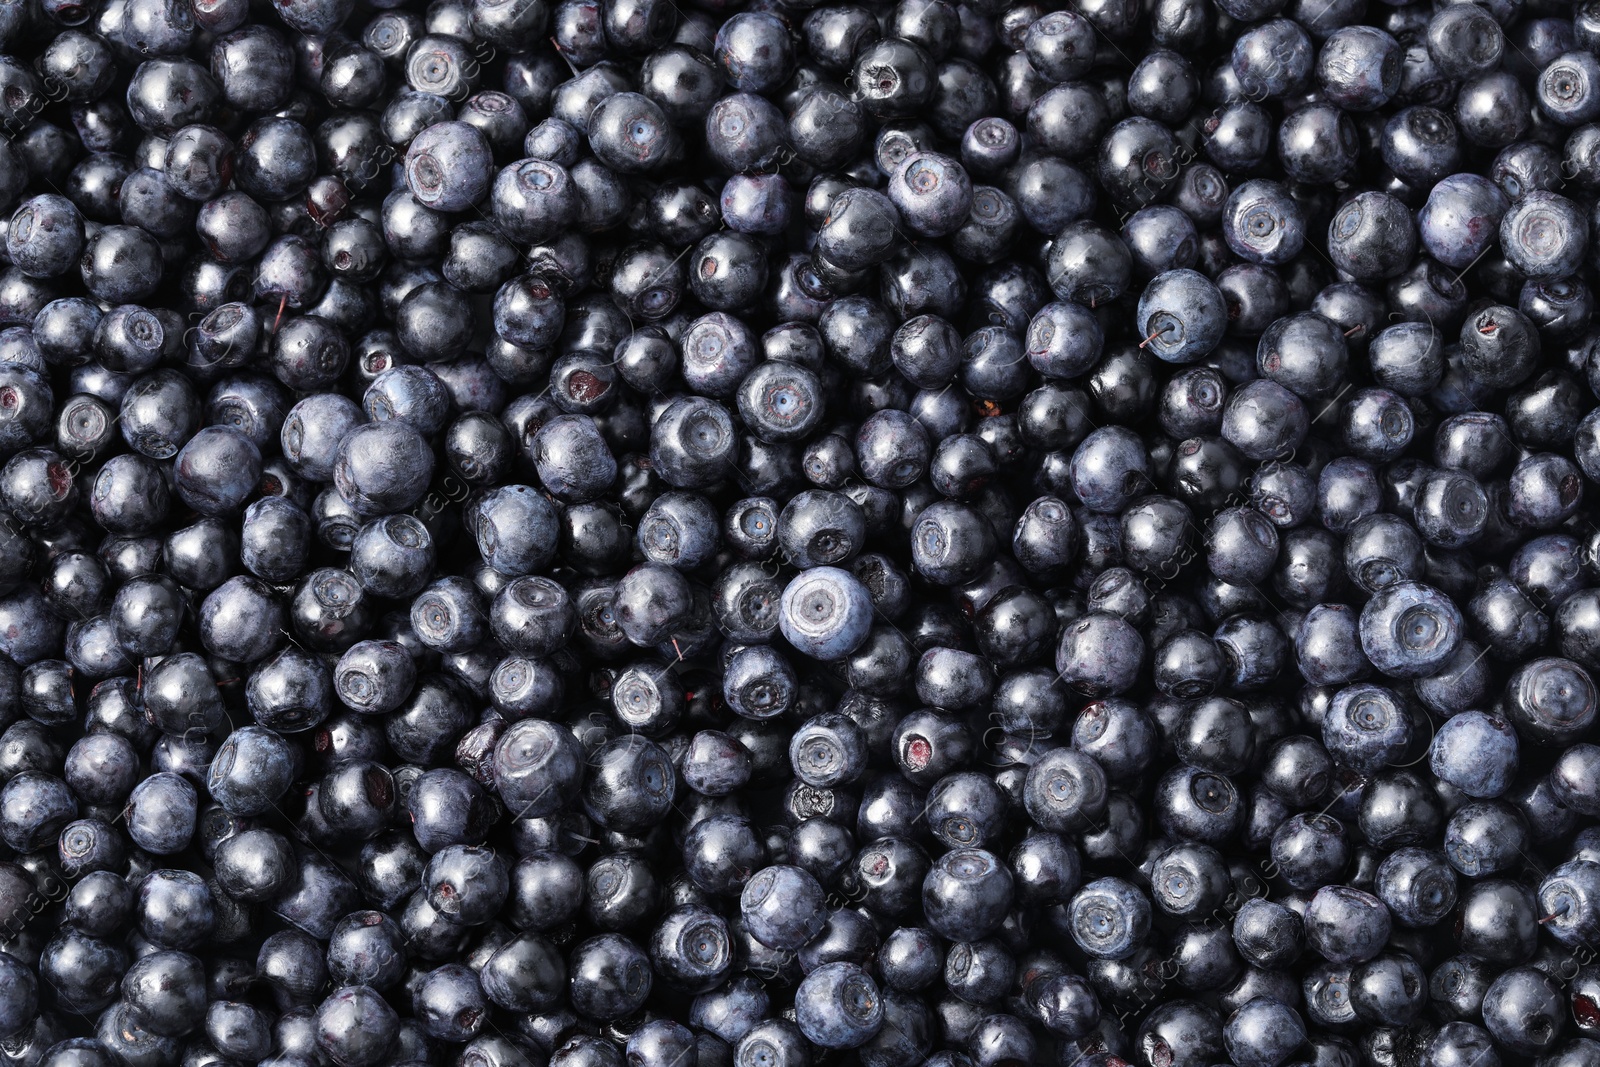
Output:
[
  {"xmin": 47, "ymin": 463, "xmax": 71, "ymax": 498},
  {"xmin": 568, "ymin": 371, "xmax": 606, "ymax": 402}
]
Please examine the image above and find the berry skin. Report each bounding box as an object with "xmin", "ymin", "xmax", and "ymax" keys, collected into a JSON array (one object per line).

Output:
[{"xmin": 0, "ymin": 1, "xmax": 1589, "ymax": 1061}]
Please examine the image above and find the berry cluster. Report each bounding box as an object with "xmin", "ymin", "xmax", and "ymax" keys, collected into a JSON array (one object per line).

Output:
[{"xmin": 0, "ymin": 0, "xmax": 1598, "ymax": 1065}]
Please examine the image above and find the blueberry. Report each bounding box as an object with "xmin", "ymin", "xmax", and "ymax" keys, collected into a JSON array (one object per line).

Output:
[
  {"xmin": 1258, "ymin": 312, "xmax": 1349, "ymax": 399},
  {"xmin": 778, "ymin": 566, "xmax": 873, "ymax": 660},
  {"xmin": 1232, "ymin": 19, "xmax": 1312, "ymax": 98},
  {"xmin": 1538, "ymin": 51, "xmax": 1600, "ymax": 126},
  {"xmin": 1023, "ymin": 11, "xmax": 1095, "ymax": 81},
  {"xmin": 1223, "ymin": 381, "xmax": 1308, "ymax": 464},
  {"xmin": 1304, "ymin": 885, "xmax": 1391, "ymax": 964},
  {"xmin": 1223, "ymin": 181, "xmax": 1305, "ymax": 266},
  {"xmin": 334, "ymin": 420, "xmax": 435, "ymax": 516},
  {"xmin": 1057, "ymin": 611, "xmax": 1144, "ymax": 697},
  {"xmin": 1045, "ymin": 220, "xmax": 1133, "ymax": 307},
  {"xmin": 401, "ymin": 121, "xmax": 492, "ymax": 212},
  {"xmin": 174, "ymin": 426, "xmax": 262, "ymax": 517},
  {"xmin": 1137, "ymin": 269, "xmax": 1228, "ymax": 364},
  {"xmin": 1226, "ymin": 997, "xmax": 1307, "ymax": 1067},
  {"xmin": 1484, "ymin": 967, "xmax": 1566, "ymax": 1054},
  {"xmin": 1379, "ymin": 107, "xmax": 1462, "ymax": 188},
  {"xmin": 1419, "ymin": 174, "xmax": 1510, "ymax": 270},
  {"xmin": 8, "ymin": 195, "xmax": 83, "ymax": 279},
  {"xmin": 139, "ymin": 868, "xmax": 216, "ymax": 950},
  {"xmin": 1318, "ymin": 26, "xmax": 1402, "ymax": 110},
  {"xmin": 589, "ymin": 92, "xmax": 679, "ymax": 174},
  {"xmin": 740, "ymin": 864, "xmax": 827, "ymax": 951},
  {"xmin": 1328, "ymin": 192, "xmax": 1417, "ymax": 281},
  {"xmin": 1425, "ymin": 1022, "xmax": 1501, "ymax": 1067},
  {"xmin": 795, "ymin": 962, "xmax": 885, "ymax": 1048},
  {"xmin": 1429, "ymin": 710, "xmax": 1518, "ymax": 799},
  {"xmin": 1371, "ymin": 847, "xmax": 1458, "ymax": 931},
  {"xmin": 122, "ymin": 950, "xmax": 206, "ymax": 1037},
  {"xmin": 492, "ymin": 161, "xmax": 579, "ymax": 246},
  {"xmin": 207, "ymin": 725, "xmax": 295, "ymax": 816},
  {"xmin": 704, "ymin": 91, "xmax": 786, "ymax": 173},
  {"xmin": 568, "ymin": 934, "xmax": 652, "ymax": 1022},
  {"xmin": 1501, "ymin": 190, "xmax": 1589, "ymax": 278},
  {"xmin": 888, "ymin": 152, "xmax": 974, "ymax": 238},
  {"xmin": 714, "ymin": 11, "xmax": 793, "ymax": 92}
]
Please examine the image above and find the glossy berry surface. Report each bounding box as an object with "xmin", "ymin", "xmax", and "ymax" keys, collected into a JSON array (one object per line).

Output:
[{"xmin": 0, "ymin": 0, "xmax": 1588, "ymax": 1064}]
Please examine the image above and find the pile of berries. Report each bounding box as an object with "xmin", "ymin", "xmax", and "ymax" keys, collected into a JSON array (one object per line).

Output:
[{"xmin": 1, "ymin": 0, "xmax": 1600, "ymax": 1063}]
